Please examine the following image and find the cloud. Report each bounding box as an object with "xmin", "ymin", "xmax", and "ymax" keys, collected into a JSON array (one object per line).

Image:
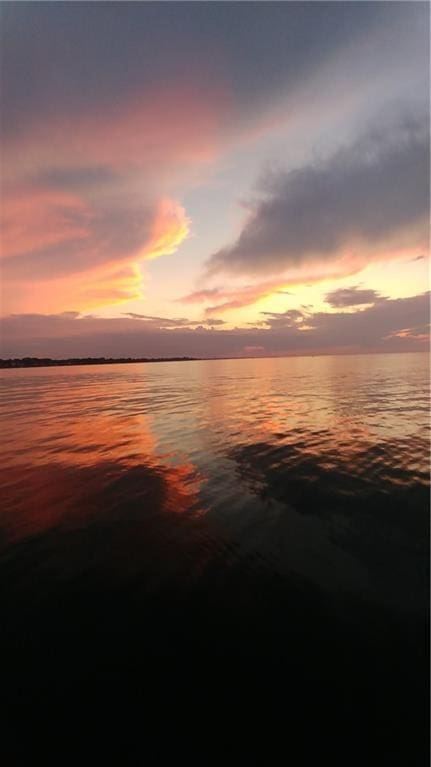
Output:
[
  {"xmin": 241, "ymin": 346, "xmax": 266, "ymax": 355},
  {"xmin": 259, "ymin": 292, "xmax": 430, "ymax": 349},
  {"xmin": 3, "ymin": 5, "xmax": 426, "ymax": 206},
  {"xmin": 178, "ymin": 288, "xmax": 223, "ymax": 305},
  {"xmin": 201, "ymin": 318, "xmax": 225, "ymax": 327},
  {"xmin": 325, "ymin": 286, "xmax": 383, "ymax": 309},
  {"xmin": 32, "ymin": 166, "xmax": 118, "ymax": 192},
  {"xmin": 122, "ymin": 313, "xmax": 192, "ymax": 327},
  {"xmin": 206, "ymin": 115, "xmax": 429, "ymax": 279},
  {"xmin": 1, "ymin": 292, "xmax": 428, "ymax": 359},
  {"xmin": 2, "ymin": 2, "xmax": 404, "ymax": 140},
  {"xmin": 1, "ymin": 189, "xmax": 189, "ymax": 312},
  {"xmin": 179, "ymin": 282, "xmax": 282, "ymax": 314},
  {"xmin": 1, "ymin": 2, "xmax": 429, "ymax": 318},
  {"xmin": 179, "ymin": 269, "xmax": 362, "ymax": 315},
  {"xmin": 122, "ymin": 313, "xmax": 225, "ymax": 328},
  {"xmin": 260, "ymin": 309, "xmax": 306, "ymax": 330},
  {"xmin": 1, "ymin": 188, "xmax": 189, "ymax": 278}
]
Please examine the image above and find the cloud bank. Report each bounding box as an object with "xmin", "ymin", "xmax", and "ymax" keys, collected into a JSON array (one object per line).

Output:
[{"xmin": 2, "ymin": 292, "xmax": 428, "ymax": 360}]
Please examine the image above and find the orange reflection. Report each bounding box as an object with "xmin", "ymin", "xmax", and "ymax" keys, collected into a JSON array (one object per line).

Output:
[
  {"xmin": 1, "ymin": 457, "xmax": 204, "ymax": 546},
  {"xmin": 1, "ymin": 374, "xmax": 205, "ymax": 545}
]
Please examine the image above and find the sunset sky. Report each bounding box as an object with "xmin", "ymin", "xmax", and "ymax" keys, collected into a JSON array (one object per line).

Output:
[{"xmin": 1, "ymin": 1, "xmax": 429, "ymax": 358}]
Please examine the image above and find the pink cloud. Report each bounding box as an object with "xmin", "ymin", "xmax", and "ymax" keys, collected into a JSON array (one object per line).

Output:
[
  {"xmin": 0, "ymin": 188, "xmax": 89, "ymax": 259},
  {"xmin": 1, "ymin": 77, "xmax": 235, "ymax": 315},
  {"xmin": 1, "ymin": 192, "xmax": 189, "ymax": 313},
  {"xmin": 178, "ymin": 267, "xmax": 362, "ymax": 315},
  {"xmin": 3, "ymin": 80, "xmax": 233, "ymax": 188}
]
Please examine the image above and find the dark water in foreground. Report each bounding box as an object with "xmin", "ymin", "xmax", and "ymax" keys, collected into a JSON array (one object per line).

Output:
[{"xmin": 1, "ymin": 353, "xmax": 429, "ymax": 762}]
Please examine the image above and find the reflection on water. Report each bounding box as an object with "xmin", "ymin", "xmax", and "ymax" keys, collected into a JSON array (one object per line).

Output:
[{"xmin": 1, "ymin": 353, "xmax": 429, "ymax": 761}]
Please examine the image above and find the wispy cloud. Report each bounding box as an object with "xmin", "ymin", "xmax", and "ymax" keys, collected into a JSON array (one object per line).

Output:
[
  {"xmin": 179, "ymin": 269, "xmax": 362, "ymax": 315},
  {"xmin": 122, "ymin": 313, "xmax": 225, "ymax": 328}
]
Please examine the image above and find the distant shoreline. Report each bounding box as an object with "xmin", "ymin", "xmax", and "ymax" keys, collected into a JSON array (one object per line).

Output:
[
  {"xmin": 0, "ymin": 357, "xmax": 199, "ymax": 369},
  {"xmin": 0, "ymin": 349, "xmax": 428, "ymax": 369}
]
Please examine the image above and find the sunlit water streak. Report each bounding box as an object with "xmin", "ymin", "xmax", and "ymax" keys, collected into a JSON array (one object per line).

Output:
[{"xmin": 1, "ymin": 353, "xmax": 429, "ymax": 761}]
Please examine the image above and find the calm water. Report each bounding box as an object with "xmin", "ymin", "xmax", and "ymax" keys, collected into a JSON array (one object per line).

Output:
[{"xmin": 1, "ymin": 353, "xmax": 429, "ymax": 761}]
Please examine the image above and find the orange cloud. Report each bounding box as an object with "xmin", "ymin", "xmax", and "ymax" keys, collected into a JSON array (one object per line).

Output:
[
  {"xmin": 1, "ymin": 76, "xmax": 223, "ymax": 315},
  {"xmin": 179, "ymin": 266, "xmax": 362, "ymax": 315},
  {"xmin": 1, "ymin": 190, "xmax": 190, "ymax": 313},
  {"xmin": 144, "ymin": 198, "xmax": 190, "ymax": 261},
  {"xmin": 2, "ymin": 264, "xmax": 143, "ymax": 315}
]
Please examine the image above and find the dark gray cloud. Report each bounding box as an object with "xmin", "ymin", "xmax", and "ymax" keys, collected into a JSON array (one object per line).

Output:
[
  {"xmin": 260, "ymin": 309, "xmax": 305, "ymax": 329},
  {"xmin": 34, "ymin": 166, "xmax": 119, "ymax": 192},
  {"xmin": 207, "ymin": 115, "xmax": 430, "ymax": 277},
  {"xmin": 2, "ymin": 292, "xmax": 428, "ymax": 359},
  {"xmin": 122, "ymin": 313, "xmax": 225, "ymax": 328},
  {"xmin": 325, "ymin": 286, "xmax": 383, "ymax": 308},
  {"xmin": 260, "ymin": 292, "xmax": 430, "ymax": 349},
  {"xmin": 201, "ymin": 318, "xmax": 225, "ymax": 327},
  {"xmin": 1, "ymin": 2, "xmax": 410, "ymax": 138}
]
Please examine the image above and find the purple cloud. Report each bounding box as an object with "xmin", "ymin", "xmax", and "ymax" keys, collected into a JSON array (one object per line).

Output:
[
  {"xmin": 1, "ymin": 292, "xmax": 428, "ymax": 359},
  {"xmin": 325, "ymin": 286, "xmax": 383, "ymax": 308}
]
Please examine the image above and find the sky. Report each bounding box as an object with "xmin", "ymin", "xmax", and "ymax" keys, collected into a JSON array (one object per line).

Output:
[{"xmin": 0, "ymin": 1, "xmax": 429, "ymax": 359}]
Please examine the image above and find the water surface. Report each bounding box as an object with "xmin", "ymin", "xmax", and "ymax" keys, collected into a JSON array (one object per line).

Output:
[{"xmin": 1, "ymin": 353, "xmax": 429, "ymax": 761}]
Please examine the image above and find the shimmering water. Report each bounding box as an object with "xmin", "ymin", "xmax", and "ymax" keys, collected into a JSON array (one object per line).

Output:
[{"xmin": 1, "ymin": 353, "xmax": 429, "ymax": 762}]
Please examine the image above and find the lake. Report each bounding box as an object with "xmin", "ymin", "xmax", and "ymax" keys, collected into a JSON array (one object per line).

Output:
[{"xmin": 1, "ymin": 353, "xmax": 429, "ymax": 762}]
